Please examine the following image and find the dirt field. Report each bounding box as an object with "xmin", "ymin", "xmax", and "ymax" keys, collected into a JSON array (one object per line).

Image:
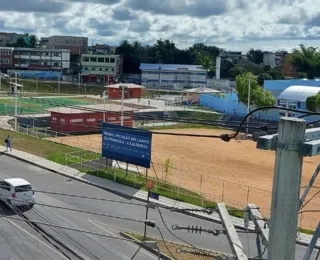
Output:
[{"xmin": 48, "ymin": 128, "xmax": 320, "ymax": 229}]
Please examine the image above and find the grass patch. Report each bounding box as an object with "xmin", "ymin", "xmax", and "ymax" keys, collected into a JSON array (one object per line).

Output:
[
  {"xmin": 0, "ymin": 129, "xmax": 79, "ymax": 162},
  {"xmin": 124, "ymin": 231, "xmax": 227, "ymax": 260},
  {"xmin": 298, "ymin": 227, "xmax": 314, "ymax": 235},
  {"xmin": 175, "ymin": 111, "xmax": 220, "ymax": 121}
]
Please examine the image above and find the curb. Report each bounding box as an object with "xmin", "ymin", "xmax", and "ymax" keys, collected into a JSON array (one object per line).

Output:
[
  {"xmin": 2, "ymin": 151, "xmax": 317, "ymax": 249},
  {"xmin": 119, "ymin": 232, "xmax": 174, "ymax": 260}
]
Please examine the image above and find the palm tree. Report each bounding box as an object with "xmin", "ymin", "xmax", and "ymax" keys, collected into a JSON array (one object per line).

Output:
[{"xmin": 290, "ymin": 44, "xmax": 320, "ymax": 79}]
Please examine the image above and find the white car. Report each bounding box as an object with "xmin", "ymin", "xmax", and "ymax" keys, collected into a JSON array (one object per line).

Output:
[{"xmin": 0, "ymin": 178, "xmax": 35, "ymax": 207}]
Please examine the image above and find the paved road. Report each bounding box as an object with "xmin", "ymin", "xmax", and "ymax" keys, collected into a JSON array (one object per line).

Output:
[{"xmin": 0, "ymin": 156, "xmax": 318, "ymax": 259}]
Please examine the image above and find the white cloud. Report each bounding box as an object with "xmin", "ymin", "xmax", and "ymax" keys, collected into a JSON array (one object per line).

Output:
[{"xmin": 0, "ymin": 0, "xmax": 318, "ymax": 52}]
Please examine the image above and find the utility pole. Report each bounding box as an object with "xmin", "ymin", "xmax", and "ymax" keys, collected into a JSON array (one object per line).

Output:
[
  {"xmin": 120, "ymin": 85, "xmax": 125, "ymax": 126},
  {"xmin": 246, "ymin": 77, "xmax": 251, "ymax": 133},
  {"xmin": 78, "ymin": 73, "xmax": 81, "ymax": 94},
  {"xmin": 267, "ymin": 117, "xmax": 306, "ymax": 260},
  {"xmin": 14, "ymin": 73, "xmax": 18, "ymax": 131},
  {"xmin": 58, "ymin": 75, "xmax": 60, "ymax": 93}
]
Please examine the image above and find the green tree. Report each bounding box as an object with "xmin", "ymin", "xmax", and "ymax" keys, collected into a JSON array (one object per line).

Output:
[
  {"xmin": 290, "ymin": 44, "xmax": 320, "ymax": 79},
  {"xmin": 247, "ymin": 49, "xmax": 264, "ymax": 64},
  {"xmin": 235, "ymin": 72, "xmax": 276, "ymax": 107},
  {"xmin": 257, "ymin": 73, "xmax": 273, "ymax": 86},
  {"xmin": 306, "ymin": 95, "xmax": 319, "ymax": 111},
  {"xmin": 197, "ymin": 53, "xmax": 216, "ymax": 79},
  {"xmin": 229, "ymin": 67, "xmax": 247, "ymax": 79},
  {"xmin": 268, "ymin": 69, "xmax": 285, "ymax": 80}
]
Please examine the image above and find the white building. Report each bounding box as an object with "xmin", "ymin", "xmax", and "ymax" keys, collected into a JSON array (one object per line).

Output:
[
  {"xmin": 13, "ymin": 48, "xmax": 70, "ymax": 71},
  {"xmin": 140, "ymin": 63, "xmax": 206, "ymax": 89},
  {"xmin": 263, "ymin": 51, "xmax": 287, "ymax": 69},
  {"xmin": 81, "ymin": 53, "xmax": 122, "ymax": 84}
]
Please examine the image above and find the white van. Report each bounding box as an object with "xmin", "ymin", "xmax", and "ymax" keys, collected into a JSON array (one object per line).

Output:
[{"xmin": 0, "ymin": 178, "xmax": 35, "ymax": 207}]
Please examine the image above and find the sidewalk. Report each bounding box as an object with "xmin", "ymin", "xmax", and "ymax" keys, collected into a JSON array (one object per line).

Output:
[{"xmin": 0, "ymin": 146, "xmax": 318, "ymax": 248}]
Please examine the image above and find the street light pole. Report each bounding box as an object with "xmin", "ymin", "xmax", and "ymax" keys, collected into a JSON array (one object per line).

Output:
[
  {"xmin": 14, "ymin": 72, "xmax": 18, "ymax": 131},
  {"xmin": 78, "ymin": 73, "xmax": 81, "ymax": 94},
  {"xmin": 103, "ymin": 90, "xmax": 107, "ymax": 122},
  {"xmin": 120, "ymin": 85, "xmax": 125, "ymax": 126},
  {"xmin": 246, "ymin": 78, "xmax": 251, "ymax": 133},
  {"xmin": 58, "ymin": 75, "xmax": 60, "ymax": 93}
]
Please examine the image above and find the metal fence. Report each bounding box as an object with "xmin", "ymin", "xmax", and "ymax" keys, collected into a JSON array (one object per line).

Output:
[{"xmin": 63, "ymin": 149, "xmax": 320, "ymax": 230}]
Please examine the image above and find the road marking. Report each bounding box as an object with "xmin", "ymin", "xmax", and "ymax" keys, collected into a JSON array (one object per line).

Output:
[
  {"xmin": 7, "ymin": 219, "xmax": 69, "ymax": 260},
  {"xmin": 88, "ymin": 219, "xmax": 158, "ymax": 260}
]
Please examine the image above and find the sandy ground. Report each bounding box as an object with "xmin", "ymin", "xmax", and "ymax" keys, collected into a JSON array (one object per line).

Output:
[{"xmin": 48, "ymin": 128, "xmax": 320, "ymax": 230}]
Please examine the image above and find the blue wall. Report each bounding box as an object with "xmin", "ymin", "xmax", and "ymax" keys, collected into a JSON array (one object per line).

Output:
[
  {"xmin": 264, "ymin": 80, "xmax": 320, "ymax": 98},
  {"xmin": 200, "ymin": 94, "xmax": 280, "ymax": 121}
]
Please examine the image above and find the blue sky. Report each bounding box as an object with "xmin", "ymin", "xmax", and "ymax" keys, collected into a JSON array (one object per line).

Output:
[{"xmin": 0, "ymin": 0, "xmax": 319, "ymax": 52}]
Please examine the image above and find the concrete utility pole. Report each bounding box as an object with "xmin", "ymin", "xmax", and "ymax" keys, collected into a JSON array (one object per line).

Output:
[
  {"xmin": 246, "ymin": 78, "xmax": 251, "ymax": 133},
  {"xmin": 120, "ymin": 85, "xmax": 125, "ymax": 126},
  {"xmin": 14, "ymin": 73, "xmax": 18, "ymax": 131},
  {"xmin": 267, "ymin": 117, "xmax": 306, "ymax": 260}
]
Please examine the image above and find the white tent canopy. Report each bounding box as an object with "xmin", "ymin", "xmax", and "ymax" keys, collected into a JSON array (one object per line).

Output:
[
  {"xmin": 183, "ymin": 87, "xmax": 220, "ymax": 94},
  {"xmin": 278, "ymin": 85, "xmax": 320, "ymax": 102}
]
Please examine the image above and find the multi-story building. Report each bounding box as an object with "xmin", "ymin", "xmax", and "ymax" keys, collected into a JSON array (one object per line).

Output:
[
  {"xmin": 87, "ymin": 44, "xmax": 116, "ymax": 55},
  {"xmin": 0, "ymin": 32, "xmax": 22, "ymax": 47},
  {"xmin": 140, "ymin": 63, "xmax": 206, "ymax": 88},
  {"xmin": 13, "ymin": 48, "xmax": 70, "ymax": 71},
  {"xmin": 40, "ymin": 35, "xmax": 88, "ymax": 55},
  {"xmin": 0, "ymin": 47, "xmax": 14, "ymax": 72},
  {"xmin": 81, "ymin": 53, "xmax": 122, "ymax": 84},
  {"xmin": 219, "ymin": 51, "xmax": 243, "ymax": 64},
  {"xmin": 263, "ymin": 51, "xmax": 288, "ymax": 69}
]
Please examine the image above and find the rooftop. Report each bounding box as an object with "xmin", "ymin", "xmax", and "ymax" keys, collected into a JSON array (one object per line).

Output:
[
  {"xmin": 47, "ymin": 103, "xmax": 137, "ymax": 114},
  {"xmin": 140, "ymin": 63, "xmax": 205, "ymax": 72},
  {"xmin": 105, "ymin": 83, "xmax": 145, "ymax": 89},
  {"xmin": 183, "ymin": 87, "xmax": 221, "ymax": 94},
  {"xmin": 278, "ymin": 85, "xmax": 320, "ymax": 102}
]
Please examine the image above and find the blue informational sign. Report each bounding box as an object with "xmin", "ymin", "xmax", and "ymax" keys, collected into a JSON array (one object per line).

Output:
[
  {"xmin": 149, "ymin": 192, "xmax": 160, "ymax": 200},
  {"xmin": 101, "ymin": 123, "xmax": 152, "ymax": 168}
]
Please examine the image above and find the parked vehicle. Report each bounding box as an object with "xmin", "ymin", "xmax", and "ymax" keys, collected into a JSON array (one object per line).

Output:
[{"xmin": 0, "ymin": 178, "xmax": 35, "ymax": 207}]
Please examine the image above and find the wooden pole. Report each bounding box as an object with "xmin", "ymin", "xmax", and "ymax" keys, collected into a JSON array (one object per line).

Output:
[{"xmin": 267, "ymin": 117, "xmax": 306, "ymax": 260}]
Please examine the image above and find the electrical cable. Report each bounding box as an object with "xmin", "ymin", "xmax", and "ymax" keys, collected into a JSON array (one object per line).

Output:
[
  {"xmin": 299, "ymin": 189, "xmax": 320, "ymax": 212},
  {"xmin": 9, "ymin": 203, "xmax": 75, "ymax": 260},
  {"xmin": 33, "ymin": 204, "xmax": 119, "ymax": 260},
  {"xmin": 0, "ymin": 221, "xmax": 24, "ymax": 260},
  {"xmin": 0, "ymin": 185, "xmax": 144, "ymax": 207},
  {"xmin": 0, "ymin": 194, "xmax": 151, "ymax": 227},
  {"xmin": 0, "ymin": 206, "xmax": 56, "ymax": 260},
  {"xmin": 222, "ymin": 106, "xmax": 320, "ymax": 142},
  {"xmin": 155, "ymin": 226, "xmax": 176, "ymax": 259}
]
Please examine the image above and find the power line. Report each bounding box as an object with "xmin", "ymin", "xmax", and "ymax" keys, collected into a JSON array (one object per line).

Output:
[
  {"xmin": 0, "ymin": 214, "xmax": 154, "ymax": 245},
  {"xmin": 0, "ymin": 194, "xmax": 150, "ymax": 225}
]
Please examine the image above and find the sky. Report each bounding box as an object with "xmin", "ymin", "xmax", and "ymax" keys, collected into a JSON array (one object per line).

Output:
[{"xmin": 0, "ymin": 0, "xmax": 319, "ymax": 52}]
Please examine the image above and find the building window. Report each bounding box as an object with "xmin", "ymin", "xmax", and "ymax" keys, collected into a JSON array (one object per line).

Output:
[
  {"xmin": 98, "ymin": 57, "xmax": 104, "ymax": 63},
  {"xmin": 53, "ymin": 62, "xmax": 60, "ymax": 66},
  {"xmin": 54, "ymin": 52, "xmax": 60, "ymax": 57},
  {"xmin": 108, "ymin": 117, "xmax": 116, "ymax": 121},
  {"xmin": 84, "ymin": 67, "xmax": 88, "ymax": 70},
  {"xmin": 87, "ymin": 118, "xmax": 96, "ymax": 122},
  {"xmin": 123, "ymin": 116, "xmax": 131, "ymax": 120},
  {"xmin": 83, "ymin": 56, "xmax": 89, "ymax": 62},
  {"xmin": 90, "ymin": 57, "xmax": 97, "ymax": 62},
  {"xmin": 60, "ymin": 119, "xmax": 65, "ymax": 122},
  {"xmin": 99, "ymin": 68, "xmax": 102, "ymax": 71},
  {"xmin": 110, "ymin": 58, "xmax": 115, "ymax": 63},
  {"xmin": 111, "ymin": 68, "xmax": 114, "ymax": 72},
  {"xmin": 105, "ymin": 58, "xmax": 110, "ymax": 63},
  {"xmin": 70, "ymin": 119, "xmax": 83, "ymax": 123},
  {"xmin": 92, "ymin": 67, "xmax": 95, "ymax": 71},
  {"xmin": 52, "ymin": 117, "xmax": 57, "ymax": 121}
]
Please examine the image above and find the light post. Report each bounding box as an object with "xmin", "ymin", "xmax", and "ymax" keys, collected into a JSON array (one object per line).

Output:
[
  {"xmin": 120, "ymin": 85, "xmax": 127, "ymax": 126},
  {"xmin": 78, "ymin": 73, "xmax": 81, "ymax": 94},
  {"xmin": 246, "ymin": 77, "xmax": 251, "ymax": 133},
  {"xmin": 14, "ymin": 73, "xmax": 18, "ymax": 131},
  {"xmin": 58, "ymin": 74, "xmax": 61, "ymax": 93},
  {"xmin": 102, "ymin": 90, "xmax": 108, "ymax": 122}
]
